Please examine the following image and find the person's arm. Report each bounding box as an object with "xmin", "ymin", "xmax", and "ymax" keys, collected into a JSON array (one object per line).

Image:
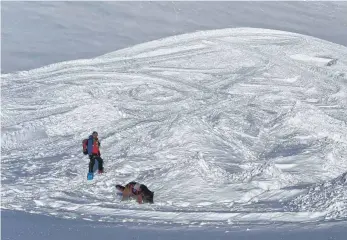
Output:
[{"xmin": 137, "ymin": 194, "xmax": 143, "ymax": 204}]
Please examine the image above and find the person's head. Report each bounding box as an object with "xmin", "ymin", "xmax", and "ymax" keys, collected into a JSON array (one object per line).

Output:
[
  {"xmin": 144, "ymin": 191, "xmax": 154, "ymax": 204},
  {"xmin": 116, "ymin": 184, "xmax": 125, "ymax": 192},
  {"xmin": 92, "ymin": 131, "xmax": 98, "ymax": 139}
]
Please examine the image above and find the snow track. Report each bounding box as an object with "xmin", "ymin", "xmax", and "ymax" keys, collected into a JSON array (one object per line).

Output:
[{"xmin": 1, "ymin": 28, "xmax": 347, "ymax": 227}]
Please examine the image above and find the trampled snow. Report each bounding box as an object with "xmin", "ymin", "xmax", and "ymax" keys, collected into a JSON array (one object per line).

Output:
[{"xmin": 2, "ymin": 28, "xmax": 347, "ymax": 233}]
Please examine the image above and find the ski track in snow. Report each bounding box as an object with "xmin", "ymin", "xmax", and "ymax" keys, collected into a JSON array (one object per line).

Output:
[{"xmin": 1, "ymin": 28, "xmax": 347, "ymax": 228}]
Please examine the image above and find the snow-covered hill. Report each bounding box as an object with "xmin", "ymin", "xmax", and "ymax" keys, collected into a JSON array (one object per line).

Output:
[
  {"xmin": 2, "ymin": 1, "xmax": 347, "ymax": 73},
  {"xmin": 1, "ymin": 28, "xmax": 347, "ymax": 229}
]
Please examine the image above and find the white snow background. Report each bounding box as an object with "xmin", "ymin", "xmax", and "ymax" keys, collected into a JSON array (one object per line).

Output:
[{"xmin": 1, "ymin": 1, "xmax": 347, "ymax": 240}]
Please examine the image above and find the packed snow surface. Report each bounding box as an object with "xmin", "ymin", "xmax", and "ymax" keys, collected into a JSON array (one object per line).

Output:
[{"xmin": 2, "ymin": 28, "xmax": 347, "ymax": 228}]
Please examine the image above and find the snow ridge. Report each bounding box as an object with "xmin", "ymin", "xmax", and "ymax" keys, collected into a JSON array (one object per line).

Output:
[{"xmin": 1, "ymin": 28, "xmax": 347, "ymax": 228}]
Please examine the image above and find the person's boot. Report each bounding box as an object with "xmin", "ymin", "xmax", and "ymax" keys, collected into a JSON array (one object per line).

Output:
[{"xmin": 87, "ymin": 172, "xmax": 94, "ymax": 180}]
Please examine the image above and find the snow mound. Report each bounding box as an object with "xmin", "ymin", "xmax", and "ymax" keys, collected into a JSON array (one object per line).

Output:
[
  {"xmin": 2, "ymin": 28, "xmax": 347, "ymax": 228},
  {"xmin": 288, "ymin": 172, "xmax": 347, "ymax": 220}
]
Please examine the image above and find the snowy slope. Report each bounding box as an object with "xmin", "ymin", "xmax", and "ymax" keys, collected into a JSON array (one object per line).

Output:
[
  {"xmin": 1, "ymin": 28, "xmax": 347, "ymax": 228},
  {"xmin": 2, "ymin": 1, "xmax": 347, "ymax": 73}
]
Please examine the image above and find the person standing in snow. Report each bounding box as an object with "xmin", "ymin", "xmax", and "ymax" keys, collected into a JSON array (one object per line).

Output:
[{"xmin": 86, "ymin": 131, "xmax": 104, "ymax": 174}]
